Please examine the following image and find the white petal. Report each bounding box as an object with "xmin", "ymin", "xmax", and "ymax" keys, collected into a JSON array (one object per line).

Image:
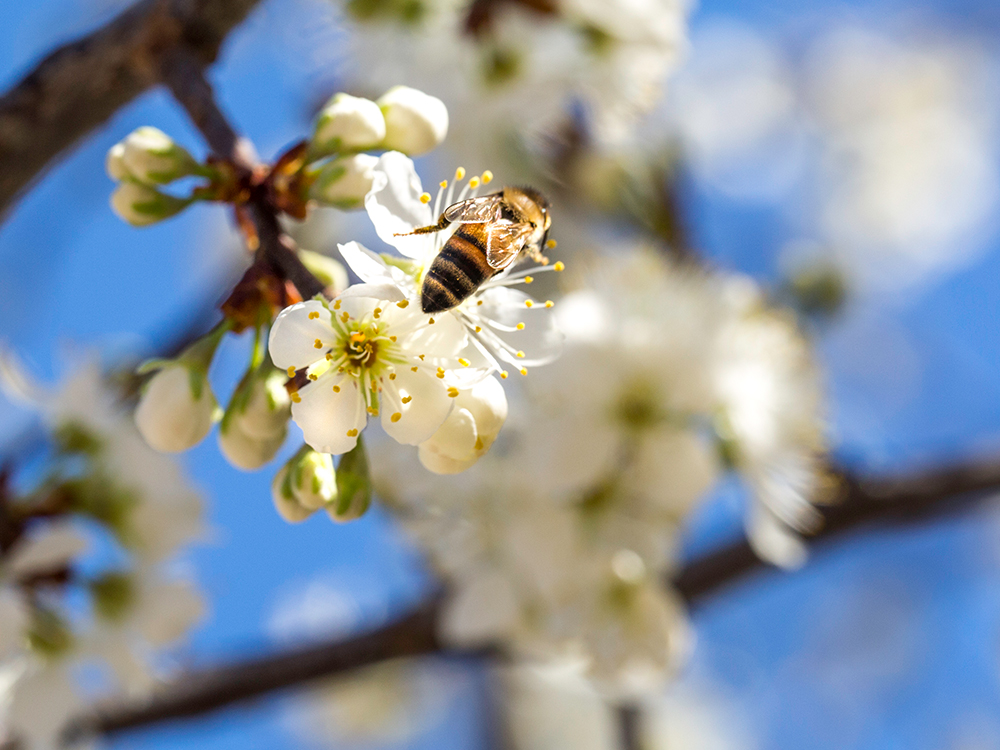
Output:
[
  {"xmin": 219, "ymin": 419, "xmax": 286, "ymax": 471},
  {"xmin": 380, "ymin": 366, "xmax": 452, "ymax": 445},
  {"xmin": 746, "ymin": 505, "xmax": 808, "ymax": 569},
  {"xmin": 337, "ymin": 241, "xmax": 394, "ymax": 285},
  {"xmin": 134, "ymin": 579, "xmax": 205, "ymax": 646},
  {"xmin": 337, "ymin": 282, "xmax": 406, "ymax": 303},
  {"xmin": 269, "ymin": 300, "xmax": 334, "ymax": 370},
  {"xmin": 440, "ymin": 568, "xmax": 519, "ymax": 647},
  {"xmin": 472, "ymin": 287, "xmax": 564, "ymax": 367},
  {"xmin": 292, "ymin": 373, "xmax": 367, "ymax": 455},
  {"xmin": 6, "ymin": 520, "xmax": 87, "ymax": 579},
  {"xmin": 398, "ymin": 306, "xmax": 467, "ymax": 359},
  {"xmin": 365, "ymin": 151, "xmax": 434, "ymax": 260}
]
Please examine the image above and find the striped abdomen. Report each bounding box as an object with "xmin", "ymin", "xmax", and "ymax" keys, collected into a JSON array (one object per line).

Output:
[{"xmin": 421, "ymin": 225, "xmax": 495, "ymax": 313}]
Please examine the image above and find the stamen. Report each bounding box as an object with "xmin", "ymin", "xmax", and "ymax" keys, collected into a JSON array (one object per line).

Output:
[
  {"xmin": 468, "ymin": 177, "xmax": 480, "ymax": 189},
  {"xmin": 402, "ymin": 395, "xmax": 412, "ymax": 404},
  {"xmin": 475, "ymin": 326, "xmax": 482, "ymax": 332},
  {"xmin": 333, "ymin": 300, "xmax": 342, "ymax": 310},
  {"xmin": 346, "ymin": 429, "xmax": 358, "ymax": 437},
  {"xmin": 341, "ymin": 312, "xmax": 350, "ymax": 323},
  {"xmin": 326, "ymin": 352, "xmax": 334, "ymax": 361},
  {"xmin": 389, "ymin": 335, "xmax": 397, "ymax": 342},
  {"xmin": 439, "ymin": 180, "xmax": 448, "ymax": 189},
  {"xmin": 349, "ymin": 332, "xmax": 366, "ymax": 344},
  {"xmin": 291, "ymin": 391, "xmax": 302, "ymax": 403},
  {"xmin": 391, "ymin": 412, "xmax": 402, "ymax": 422},
  {"xmin": 477, "ymin": 300, "xmax": 483, "ymax": 306},
  {"xmin": 458, "ymin": 358, "xmax": 470, "ymax": 367},
  {"xmin": 314, "ymin": 338, "xmax": 323, "ymax": 349},
  {"xmin": 286, "ymin": 366, "xmax": 296, "ymax": 377},
  {"xmin": 428, "ymin": 317, "xmax": 435, "ymax": 324},
  {"xmin": 545, "ymin": 300, "xmax": 554, "ymax": 308},
  {"xmin": 411, "ymin": 366, "xmax": 418, "ymax": 372},
  {"xmin": 389, "ymin": 373, "xmax": 396, "ymax": 380},
  {"xmin": 308, "ymin": 311, "xmax": 320, "ymax": 319},
  {"xmin": 524, "ymin": 276, "xmax": 534, "ymax": 284},
  {"xmin": 481, "ymin": 170, "xmax": 493, "ymax": 184},
  {"xmin": 419, "ymin": 192, "xmax": 431, "ymax": 204},
  {"xmin": 474, "ymin": 437, "xmax": 484, "ymax": 450},
  {"xmin": 447, "ymin": 387, "xmax": 459, "ymax": 397},
  {"xmin": 436, "ymin": 367, "xmax": 445, "ymax": 379},
  {"xmin": 396, "ymin": 300, "xmax": 409, "ymax": 308},
  {"xmin": 455, "ymin": 167, "xmax": 466, "ymax": 180},
  {"xmin": 308, "ymin": 373, "xmax": 318, "ymax": 381},
  {"xmin": 418, "ymin": 354, "xmax": 425, "ymax": 360},
  {"xmin": 500, "ymin": 371, "xmax": 509, "ymax": 379},
  {"xmin": 333, "ymin": 385, "xmax": 341, "ymax": 392},
  {"xmin": 373, "ymin": 307, "xmax": 382, "ymax": 318},
  {"xmin": 546, "ymin": 239, "xmax": 557, "ymax": 250},
  {"xmin": 516, "ymin": 351, "xmax": 525, "ymax": 358},
  {"xmin": 554, "ymin": 261, "xmax": 565, "ymax": 271},
  {"xmin": 525, "ymin": 300, "xmax": 534, "ymax": 308},
  {"xmin": 516, "ymin": 323, "xmax": 525, "ymax": 330},
  {"xmin": 519, "ymin": 367, "xmax": 528, "ymax": 376},
  {"xmin": 367, "ymin": 407, "xmax": 379, "ymax": 416}
]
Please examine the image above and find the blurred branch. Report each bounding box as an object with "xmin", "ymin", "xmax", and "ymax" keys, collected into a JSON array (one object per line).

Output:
[
  {"xmin": 674, "ymin": 454, "xmax": 1000, "ymax": 602},
  {"xmin": 62, "ymin": 451, "xmax": 1000, "ymax": 741},
  {"xmin": 159, "ymin": 47, "xmax": 326, "ymax": 299},
  {"xmin": 0, "ymin": 0, "xmax": 264, "ymax": 217},
  {"xmin": 617, "ymin": 704, "xmax": 643, "ymax": 750}
]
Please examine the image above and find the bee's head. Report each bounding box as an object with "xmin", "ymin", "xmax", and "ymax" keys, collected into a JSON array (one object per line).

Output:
[{"xmin": 505, "ymin": 186, "xmax": 551, "ymax": 232}]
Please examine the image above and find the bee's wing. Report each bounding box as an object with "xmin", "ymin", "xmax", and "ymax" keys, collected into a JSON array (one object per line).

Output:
[
  {"xmin": 443, "ymin": 195, "xmax": 503, "ymax": 224},
  {"xmin": 485, "ymin": 222, "xmax": 533, "ymax": 269}
]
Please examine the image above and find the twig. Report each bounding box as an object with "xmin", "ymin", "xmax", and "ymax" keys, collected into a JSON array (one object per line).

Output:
[
  {"xmin": 617, "ymin": 704, "xmax": 643, "ymax": 750},
  {"xmin": 0, "ymin": 0, "xmax": 264, "ymax": 217}
]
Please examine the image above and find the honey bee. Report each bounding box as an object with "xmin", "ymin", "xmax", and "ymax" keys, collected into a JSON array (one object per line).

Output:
[{"xmin": 396, "ymin": 186, "xmax": 552, "ymax": 313}]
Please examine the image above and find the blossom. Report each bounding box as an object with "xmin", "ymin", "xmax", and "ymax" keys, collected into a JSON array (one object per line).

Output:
[
  {"xmin": 135, "ymin": 363, "xmax": 218, "ymax": 453},
  {"xmin": 309, "ymin": 154, "xmax": 379, "ymax": 209},
  {"xmin": 219, "ymin": 366, "xmax": 291, "ymax": 471},
  {"xmin": 116, "ymin": 126, "xmax": 200, "ymax": 185},
  {"xmin": 268, "ymin": 284, "xmax": 483, "ymax": 456},
  {"xmin": 110, "ymin": 181, "xmax": 191, "ymax": 227},
  {"xmin": 377, "ymin": 86, "xmax": 449, "ymax": 156},
  {"xmin": 271, "ymin": 447, "xmax": 338, "ymax": 523},
  {"xmin": 417, "ymin": 375, "xmax": 507, "ymax": 475},
  {"xmin": 312, "ymin": 93, "xmax": 387, "ymax": 155},
  {"xmin": 338, "ymin": 151, "xmax": 563, "ymax": 378}
]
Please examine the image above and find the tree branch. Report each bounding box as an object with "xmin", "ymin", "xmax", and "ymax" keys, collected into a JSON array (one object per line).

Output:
[
  {"xmin": 617, "ymin": 704, "xmax": 643, "ymax": 750},
  {"xmin": 0, "ymin": 0, "xmax": 265, "ymax": 217}
]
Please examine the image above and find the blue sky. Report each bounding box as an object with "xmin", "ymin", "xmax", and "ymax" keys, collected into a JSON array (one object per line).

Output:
[{"xmin": 2, "ymin": 0, "xmax": 1000, "ymax": 748}]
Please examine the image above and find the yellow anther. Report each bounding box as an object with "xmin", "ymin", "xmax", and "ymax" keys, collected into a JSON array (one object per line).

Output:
[
  {"xmin": 524, "ymin": 276, "xmax": 534, "ymax": 284},
  {"xmin": 402, "ymin": 395, "xmax": 412, "ymax": 404},
  {"xmin": 439, "ymin": 180, "xmax": 448, "ymax": 189},
  {"xmin": 389, "ymin": 335, "xmax": 397, "ymax": 342},
  {"xmin": 477, "ymin": 300, "xmax": 484, "ymax": 306},
  {"xmin": 436, "ymin": 368, "xmax": 445, "ymax": 379},
  {"xmin": 396, "ymin": 300, "xmax": 409, "ymax": 308},
  {"xmin": 411, "ymin": 366, "xmax": 418, "ymax": 372},
  {"xmin": 545, "ymin": 300, "xmax": 554, "ymax": 308},
  {"xmin": 428, "ymin": 317, "xmax": 435, "ymax": 324},
  {"xmin": 308, "ymin": 311, "xmax": 320, "ymax": 319},
  {"xmin": 391, "ymin": 412, "xmax": 402, "ymax": 422},
  {"xmin": 482, "ymin": 170, "xmax": 493, "ymax": 184},
  {"xmin": 475, "ymin": 326, "xmax": 482, "ymax": 332},
  {"xmin": 546, "ymin": 239, "xmax": 557, "ymax": 250},
  {"xmin": 516, "ymin": 322, "xmax": 525, "ymax": 330},
  {"xmin": 314, "ymin": 338, "xmax": 323, "ymax": 349},
  {"xmin": 525, "ymin": 300, "xmax": 534, "ymax": 308},
  {"xmin": 389, "ymin": 373, "xmax": 397, "ymax": 380},
  {"xmin": 474, "ymin": 437, "xmax": 484, "ymax": 450},
  {"xmin": 447, "ymin": 387, "xmax": 459, "ymax": 397},
  {"xmin": 349, "ymin": 332, "xmax": 366, "ymax": 344},
  {"xmin": 291, "ymin": 392, "xmax": 302, "ymax": 403},
  {"xmin": 341, "ymin": 312, "xmax": 350, "ymax": 323},
  {"xmin": 286, "ymin": 366, "xmax": 296, "ymax": 377},
  {"xmin": 500, "ymin": 371, "xmax": 509, "ymax": 379},
  {"xmin": 333, "ymin": 385, "xmax": 341, "ymax": 393},
  {"xmin": 367, "ymin": 407, "xmax": 378, "ymax": 416},
  {"xmin": 326, "ymin": 353, "xmax": 334, "ymax": 361},
  {"xmin": 469, "ymin": 177, "xmax": 480, "ymax": 189},
  {"xmin": 519, "ymin": 367, "xmax": 528, "ymax": 376},
  {"xmin": 418, "ymin": 354, "xmax": 426, "ymax": 360},
  {"xmin": 458, "ymin": 358, "xmax": 470, "ymax": 367},
  {"xmin": 553, "ymin": 261, "xmax": 565, "ymax": 272},
  {"xmin": 516, "ymin": 351, "xmax": 525, "ymax": 358},
  {"xmin": 420, "ymin": 192, "xmax": 431, "ymax": 204},
  {"xmin": 346, "ymin": 429, "xmax": 358, "ymax": 437},
  {"xmin": 455, "ymin": 167, "xmax": 466, "ymax": 180},
  {"xmin": 333, "ymin": 300, "xmax": 342, "ymax": 310},
  {"xmin": 308, "ymin": 373, "xmax": 318, "ymax": 381},
  {"xmin": 373, "ymin": 307, "xmax": 382, "ymax": 318}
]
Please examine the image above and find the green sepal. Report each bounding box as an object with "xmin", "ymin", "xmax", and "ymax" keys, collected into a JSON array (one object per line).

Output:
[{"xmin": 332, "ymin": 436, "xmax": 371, "ymax": 521}]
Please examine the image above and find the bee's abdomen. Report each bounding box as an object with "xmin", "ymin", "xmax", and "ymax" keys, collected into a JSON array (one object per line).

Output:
[{"xmin": 421, "ymin": 227, "xmax": 494, "ymax": 313}]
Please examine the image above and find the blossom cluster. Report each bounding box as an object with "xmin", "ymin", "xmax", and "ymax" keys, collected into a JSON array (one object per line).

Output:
[
  {"xmin": 0, "ymin": 360, "xmax": 205, "ymax": 748},
  {"xmin": 373, "ymin": 246, "xmax": 828, "ymax": 690}
]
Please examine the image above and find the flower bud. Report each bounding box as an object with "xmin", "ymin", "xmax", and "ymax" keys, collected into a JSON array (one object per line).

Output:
[
  {"xmin": 330, "ymin": 438, "xmax": 371, "ymax": 522},
  {"xmin": 419, "ymin": 376, "xmax": 507, "ymax": 474},
  {"xmin": 135, "ymin": 364, "xmax": 218, "ymax": 453},
  {"xmin": 313, "ymin": 93, "xmax": 386, "ymax": 155},
  {"xmin": 219, "ymin": 367, "xmax": 291, "ymax": 470},
  {"xmin": 309, "ymin": 154, "xmax": 379, "ymax": 209},
  {"xmin": 105, "ymin": 142, "xmax": 130, "ymax": 181},
  {"xmin": 271, "ymin": 448, "xmax": 338, "ymax": 522},
  {"xmin": 120, "ymin": 126, "xmax": 199, "ymax": 184},
  {"xmin": 271, "ymin": 466, "xmax": 316, "ymax": 523},
  {"xmin": 377, "ymin": 86, "xmax": 449, "ymax": 156},
  {"xmin": 110, "ymin": 181, "xmax": 190, "ymax": 227}
]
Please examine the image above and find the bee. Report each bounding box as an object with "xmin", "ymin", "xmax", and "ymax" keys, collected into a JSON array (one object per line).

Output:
[{"xmin": 395, "ymin": 186, "xmax": 552, "ymax": 313}]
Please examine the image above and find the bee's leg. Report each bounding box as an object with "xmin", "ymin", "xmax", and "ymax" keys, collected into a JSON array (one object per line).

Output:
[
  {"xmin": 394, "ymin": 214, "xmax": 451, "ymax": 237},
  {"xmin": 526, "ymin": 244, "xmax": 549, "ymax": 265}
]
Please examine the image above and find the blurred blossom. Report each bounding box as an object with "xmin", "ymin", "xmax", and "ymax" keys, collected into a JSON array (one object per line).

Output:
[{"xmin": 642, "ymin": 685, "xmax": 757, "ymax": 750}]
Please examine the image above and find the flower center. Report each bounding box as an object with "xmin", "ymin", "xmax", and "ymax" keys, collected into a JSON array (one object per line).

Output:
[{"xmin": 345, "ymin": 331, "xmax": 379, "ymax": 366}]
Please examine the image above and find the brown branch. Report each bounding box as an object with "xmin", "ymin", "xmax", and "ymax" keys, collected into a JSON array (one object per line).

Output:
[
  {"xmin": 0, "ymin": 0, "xmax": 265, "ymax": 217},
  {"xmin": 60, "ymin": 451, "xmax": 1000, "ymax": 741},
  {"xmin": 617, "ymin": 704, "xmax": 643, "ymax": 750}
]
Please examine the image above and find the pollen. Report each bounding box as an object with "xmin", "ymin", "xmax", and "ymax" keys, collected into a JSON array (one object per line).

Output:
[
  {"xmin": 373, "ymin": 307, "xmax": 382, "ymax": 318},
  {"xmin": 402, "ymin": 395, "xmax": 412, "ymax": 404},
  {"xmin": 314, "ymin": 338, "xmax": 323, "ymax": 349},
  {"xmin": 286, "ymin": 366, "xmax": 296, "ymax": 377},
  {"xmin": 418, "ymin": 354, "xmax": 425, "ymax": 360},
  {"xmin": 519, "ymin": 368, "xmax": 528, "ymax": 376},
  {"xmin": 349, "ymin": 332, "xmax": 366, "ymax": 344},
  {"xmin": 553, "ymin": 261, "xmax": 565, "ymax": 272},
  {"xmin": 475, "ymin": 326, "xmax": 482, "ymax": 332},
  {"xmin": 341, "ymin": 312, "xmax": 350, "ymax": 323},
  {"xmin": 308, "ymin": 311, "xmax": 320, "ymax": 319},
  {"xmin": 389, "ymin": 335, "xmax": 397, "ymax": 342},
  {"xmin": 516, "ymin": 351, "xmax": 525, "ymax": 358},
  {"xmin": 333, "ymin": 300, "xmax": 342, "ymax": 310},
  {"xmin": 291, "ymin": 391, "xmax": 302, "ymax": 403},
  {"xmin": 516, "ymin": 322, "xmax": 525, "ymax": 330},
  {"xmin": 458, "ymin": 358, "xmax": 470, "ymax": 367},
  {"xmin": 308, "ymin": 373, "xmax": 318, "ymax": 381},
  {"xmin": 455, "ymin": 166, "xmax": 466, "ymax": 180},
  {"xmin": 391, "ymin": 412, "xmax": 402, "ymax": 422},
  {"xmin": 524, "ymin": 276, "xmax": 534, "ymax": 284},
  {"xmin": 419, "ymin": 192, "xmax": 431, "ymax": 204},
  {"xmin": 411, "ymin": 366, "xmax": 418, "ymax": 372},
  {"xmin": 469, "ymin": 177, "xmax": 480, "ymax": 189},
  {"xmin": 428, "ymin": 317, "xmax": 435, "ymax": 324},
  {"xmin": 546, "ymin": 239, "xmax": 558, "ymax": 250},
  {"xmin": 389, "ymin": 373, "xmax": 396, "ymax": 380},
  {"xmin": 500, "ymin": 371, "xmax": 509, "ymax": 379},
  {"xmin": 439, "ymin": 180, "xmax": 448, "ymax": 189},
  {"xmin": 545, "ymin": 300, "xmax": 554, "ymax": 308},
  {"xmin": 482, "ymin": 170, "xmax": 493, "ymax": 184},
  {"xmin": 326, "ymin": 353, "xmax": 334, "ymax": 361},
  {"xmin": 396, "ymin": 300, "xmax": 409, "ymax": 308},
  {"xmin": 333, "ymin": 385, "xmax": 340, "ymax": 392},
  {"xmin": 447, "ymin": 387, "xmax": 459, "ymax": 398},
  {"xmin": 346, "ymin": 429, "xmax": 358, "ymax": 437},
  {"xmin": 436, "ymin": 367, "xmax": 445, "ymax": 379},
  {"xmin": 477, "ymin": 300, "xmax": 483, "ymax": 306},
  {"xmin": 525, "ymin": 300, "xmax": 534, "ymax": 308}
]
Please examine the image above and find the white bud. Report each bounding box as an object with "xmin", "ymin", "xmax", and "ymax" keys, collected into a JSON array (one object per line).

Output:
[
  {"xmin": 271, "ymin": 467, "xmax": 316, "ymax": 523},
  {"xmin": 377, "ymin": 86, "xmax": 449, "ymax": 156},
  {"xmin": 419, "ymin": 376, "xmax": 507, "ymax": 474},
  {"xmin": 219, "ymin": 369, "xmax": 290, "ymax": 471},
  {"xmin": 313, "ymin": 93, "xmax": 386, "ymax": 154},
  {"xmin": 110, "ymin": 181, "xmax": 189, "ymax": 227},
  {"xmin": 135, "ymin": 365, "xmax": 218, "ymax": 453},
  {"xmin": 219, "ymin": 421, "xmax": 287, "ymax": 471},
  {"xmin": 120, "ymin": 126, "xmax": 199, "ymax": 184},
  {"xmin": 310, "ymin": 154, "xmax": 378, "ymax": 209},
  {"xmin": 106, "ymin": 142, "xmax": 131, "ymax": 181},
  {"xmin": 292, "ymin": 450, "xmax": 338, "ymax": 510}
]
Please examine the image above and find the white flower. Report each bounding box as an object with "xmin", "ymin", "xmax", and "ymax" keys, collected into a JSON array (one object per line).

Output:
[
  {"xmin": 377, "ymin": 86, "xmax": 449, "ymax": 156},
  {"xmin": 418, "ymin": 375, "xmax": 507, "ymax": 474},
  {"xmin": 219, "ymin": 367, "xmax": 291, "ymax": 471},
  {"xmin": 3, "ymin": 521, "xmax": 87, "ymax": 581},
  {"xmin": 0, "ymin": 588, "xmax": 29, "ymax": 660},
  {"xmin": 339, "ymin": 151, "xmax": 564, "ymax": 377},
  {"xmin": 268, "ymin": 285, "xmax": 480, "ymax": 455},
  {"xmin": 309, "ymin": 154, "xmax": 379, "ymax": 209},
  {"xmin": 118, "ymin": 126, "xmax": 199, "ymax": 184},
  {"xmin": 110, "ymin": 181, "xmax": 191, "ymax": 227},
  {"xmin": 313, "ymin": 93, "xmax": 387, "ymax": 154},
  {"xmin": 5, "ymin": 660, "xmax": 82, "ymax": 750},
  {"xmin": 135, "ymin": 363, "xmax": 218, "ymax": 453}
]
